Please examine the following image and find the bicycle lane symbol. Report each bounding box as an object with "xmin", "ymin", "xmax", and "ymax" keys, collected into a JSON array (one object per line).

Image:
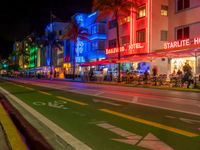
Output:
[{"xmin": 33, "ymin": 101, "xmax": 69, "ymax": 110}]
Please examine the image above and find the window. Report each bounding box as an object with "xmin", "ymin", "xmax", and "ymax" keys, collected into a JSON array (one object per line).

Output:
[
  {"xmin": 161, "ymin": 5, "xmax": 168, "ymax": 16},
  {"xmin": 120, "ymin": 16, "xmax": 131, "ymax": 25},
  {"xmin": 98, "ymin": 40, "xmax": 106, "ymax": 50},
  {"xmin": 59, "ymin": 30, "xmax": 62, "ymax": 35},
  {"xmin": 91, "ymin": 41, "xmax": 98, "ymax": 50},
  {"xmin": 109, "ymin": 20, "xmax": 117, "ymax": 29},
  {"xmin": 91, "ymin": 25, "xmax": 97, "ymax": 34},
  {"xmin": 109, "ymin": 39, "xmax": 117, "ymax": 48},
  {"xmin": 177, "ymin": 0, "xmax": 190, "ymax": 11},
  {"xmin": 91, "ymin": 40, "xmax": 106, "ymax": 50},
  {"xmin": 161, "ymin": 30, "xmax": 168, "ymax": 41},
  {"xmin": 91, "ymin": 24, "xmax": 106, "ymax": 34},
  {"xmin": 121, "ymin": 35, "xmax": 130, "ymax": 45},
  {"xmin": 136, "ymin": 29, "xmax": 145, "ymax": 42},
  {"xmin": 98, "ymin": 24, "xmax": 106, "ymax": 34},
  {"xmin": 137, "ymin": 6, "xmax": 146, "ymax": 18},
  {"xmin": 176, "ymin": 26, "xmax": 190, "ymax": 40}
]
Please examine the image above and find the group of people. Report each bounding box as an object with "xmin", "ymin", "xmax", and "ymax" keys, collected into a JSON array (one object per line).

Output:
[{"xmin": 172, "ymin": 63, "xmax": 194, "ymax": 88}]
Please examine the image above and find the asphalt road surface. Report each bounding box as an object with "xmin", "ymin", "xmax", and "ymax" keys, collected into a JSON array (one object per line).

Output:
[{"xmin": 9, "ymin": 78, "xmax": 200, "ymax": 116}]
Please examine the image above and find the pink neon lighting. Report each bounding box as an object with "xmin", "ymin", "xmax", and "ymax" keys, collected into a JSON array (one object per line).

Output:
[
  {"xmin": 164, "ymin": 37, "xmax": 200, "ymax": 49},
  {"xmin": 106, "ymin": 43, "xmax": 145, "ymax": 55}
]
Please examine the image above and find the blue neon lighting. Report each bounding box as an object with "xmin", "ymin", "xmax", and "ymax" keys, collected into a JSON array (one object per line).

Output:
[{"xmin": 88, "ymin": 12, "xmax": 97, "ymax": 18}]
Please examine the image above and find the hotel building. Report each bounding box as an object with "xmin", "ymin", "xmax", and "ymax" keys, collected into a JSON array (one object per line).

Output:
[{"xmin": 105, "ymin": 0, "xmax": 200, "ymax": 75}]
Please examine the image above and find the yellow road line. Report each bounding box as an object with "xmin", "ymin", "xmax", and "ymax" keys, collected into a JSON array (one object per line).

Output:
[
  {"xmin": 56, "ymin": 96, "xmax": 88, "ymax": 106},
  {"xmin": 0, "ymin": 104, "xmax": 28, "ymax": 150},
  {"xmin": 100, "ymin": 109, "xmax": 199, "ymax": 138},
  {"xmin": 16, "ymin": 85, "xmax": 24, "ymax": 88},
  {"xmin": 25, "ymin": 87, "xmax": 35, "ymax": 91},
  {"xmin": 38, "ymin": 91, "xmax": 52, "ymax": 96}
]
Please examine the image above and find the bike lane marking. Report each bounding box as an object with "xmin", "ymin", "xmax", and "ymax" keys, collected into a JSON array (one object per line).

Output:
[
  {"xmin": 96, "ymin": 123, "xmax": 173, "ymax": 150},
  {"xmin": 56, "ymin": 96, "xmax": 88, "ymax": 106},
  {"xmin": 33, "ymin": 101, "xmax": 69, "ymax": 110},
  {"xmin": 0, "ymin": 87, "xmax": 92, "ymax": 150},
  {"xmin": 99, "ymin": 109, "xmax": 199, "ymax": 137}
]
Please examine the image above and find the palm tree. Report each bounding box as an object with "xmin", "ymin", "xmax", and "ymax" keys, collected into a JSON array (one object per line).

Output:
[
  {"xmin": 62, "ymin": 15, "xmax": 89, "ymax": 80},
  {"xmin": 93, "ymin": 0, "xmax": 138, "ymax": 82}
]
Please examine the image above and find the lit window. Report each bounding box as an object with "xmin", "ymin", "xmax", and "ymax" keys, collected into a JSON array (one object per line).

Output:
[
  {"xmin": 120, "ymin": 16, "xmax": 131, "ymax": 25},
  {"xmin": 137, "ymin": 6, "xmax": 146, "ymax": 18},
  {"xmin": 161, "ymin": 5, "xmax": 168, "ymax": 16}
]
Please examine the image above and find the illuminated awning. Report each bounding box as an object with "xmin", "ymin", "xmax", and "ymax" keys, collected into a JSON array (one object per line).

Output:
[
  {"xmin": 80, "ymin": 59, "xmax": 117, "ymax": 66},
  {"xmin": 153, "ymin": 48, "xmax": 200, "ymax": 58}
]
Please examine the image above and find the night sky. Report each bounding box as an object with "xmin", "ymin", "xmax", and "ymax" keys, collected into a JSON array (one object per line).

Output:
[{"xmin": 0, "ymin": 0, "xmax": 93, "ymax": 59}]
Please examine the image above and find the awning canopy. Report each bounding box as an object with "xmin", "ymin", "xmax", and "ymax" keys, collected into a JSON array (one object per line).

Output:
[
  {"xmin": 152, "ymin": 48, "xmax": 200, "ymax": 58},
  {"xmin": 80, "ymin": 59, "xmax": 117, "ymax": 66},
  {"xmin": 80, "ymin": 48, "xmax": 200, "ymax": 66}
]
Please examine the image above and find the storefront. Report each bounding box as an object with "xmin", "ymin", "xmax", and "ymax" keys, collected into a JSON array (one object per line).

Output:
[{"xmin": 156, "ymin": 37, "xmax": 200, "ymax": 75}]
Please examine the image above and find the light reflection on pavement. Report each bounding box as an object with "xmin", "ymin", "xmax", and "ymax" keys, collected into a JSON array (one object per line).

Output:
[{"xmin": 9, "ymin": 78, "xmax": 200, "ymax": 116}]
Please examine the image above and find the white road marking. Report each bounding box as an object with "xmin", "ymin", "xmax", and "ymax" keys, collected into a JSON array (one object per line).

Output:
[
  {"xmin": 9, "ymin": 79, "xmax": 200, "ymax": 117},
  {"xmin": 94, "ymin": 92, "xmax": 105, "ymax": 96},
  {"xmin": 179, "ymin": 118, "xmax": 200, "ymax": 124},
  {"xmin": 97, "ymin": 123, "xmax": 142, "ymax": 145},
  {"xmin": 93, "ymin": 99, "xmax": 121, "ymax": 106},
  {"xmin": 132, "ymin": 96, "xmax": 139, "ymax": 103},
  {"xmin": 0, "ymin": 87, "xmax": 92, "ymax": 150},
  {"xmin": 165, "ymin": 116, "xmax": 176, "ymax": 119},
  {"xmin": 137, "ymin": 133, "xmax": 173, "ymax": 150},
  {"xmin": 33, "ymin": 101, "xmax": 68, "ymax": 110},
  {"xmin": 97, "ymin": 123, "xmax": 173, "ymax": 150}
]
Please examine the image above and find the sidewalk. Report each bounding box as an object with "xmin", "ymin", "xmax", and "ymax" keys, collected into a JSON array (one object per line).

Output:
[{"xmin": 46, "ymin": 77, "xmax": 200, "ymax": 93}]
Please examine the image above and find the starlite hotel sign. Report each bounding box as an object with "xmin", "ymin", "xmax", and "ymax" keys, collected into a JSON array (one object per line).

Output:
[{"xmin": 164, "ymin": 37, "xmax": 200, "ymax": 49}]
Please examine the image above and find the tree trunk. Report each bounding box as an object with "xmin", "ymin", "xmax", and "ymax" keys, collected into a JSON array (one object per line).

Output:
[
  {"xmin": 116, "ymin": 15, "xmax": 121, "ymax": 83},
  {"xmin": 49, "ymin": 43, "xmax": 52, "ymax": 79},
  {"xmin": 72, "ymin": 41, "xmax": 76, "ymax": 80}
]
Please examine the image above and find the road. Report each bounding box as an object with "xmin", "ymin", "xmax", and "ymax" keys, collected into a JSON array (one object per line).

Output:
[
  {"xmin": 9, "ymin": 78, "xmax": 200, "ymax": 116},
  {"xmin": 1, "ymin": 78, "xmax": 200, "ymax": 150}
]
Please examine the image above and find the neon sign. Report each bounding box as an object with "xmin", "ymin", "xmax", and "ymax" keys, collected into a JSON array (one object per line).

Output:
[
  {"xmin": 106, "ymin": 43, "xmax": 145, "ymax": 55},
  {"xmin": 164, "ymin": 37, "xmax": 200, "ymax": 49}
]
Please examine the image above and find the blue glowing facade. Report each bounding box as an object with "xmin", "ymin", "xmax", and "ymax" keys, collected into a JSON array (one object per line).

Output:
[
  {"xmin": 44, "ymin": 22, "xmax": 69, "ymax": 68},
  {"xmin": 64, "ymin": 12, "xmax": 107, "ymax": 64}
]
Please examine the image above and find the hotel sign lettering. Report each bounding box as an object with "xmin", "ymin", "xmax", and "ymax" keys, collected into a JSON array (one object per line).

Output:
[
  {"xmin": 106, "ymin": 43, "xmax": 145, "ymax": 55},
  {"xmin": 164, "ymin": 37, "xmax": 200, "ymax": 49}
]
